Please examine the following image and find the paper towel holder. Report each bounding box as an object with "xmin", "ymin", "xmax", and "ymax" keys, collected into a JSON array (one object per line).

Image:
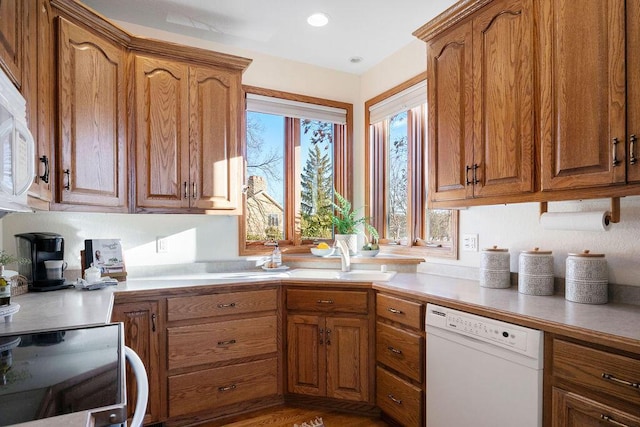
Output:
[{"xmin": 539, "ymin": 197, "xmax": 620, "ymax": 225}]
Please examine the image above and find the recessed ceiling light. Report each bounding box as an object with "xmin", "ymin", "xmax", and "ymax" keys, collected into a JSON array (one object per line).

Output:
[
  {"xmin": 307, "ymin": 12, "xmax": 329, "ymax": 27},
  {"xmin": 349, "ymin": 56, "xmax": 363, "ymax": 64}
]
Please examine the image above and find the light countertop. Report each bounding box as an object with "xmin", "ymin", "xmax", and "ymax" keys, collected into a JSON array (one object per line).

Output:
[{"xmin": 3, "ymin": 270, "xmax": 639, "ymax": 347}]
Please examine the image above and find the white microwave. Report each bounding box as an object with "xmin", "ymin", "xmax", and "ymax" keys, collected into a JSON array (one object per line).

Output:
[{"xmin": 0, "ymin": 67, "xmax": 35, "ymax": 213}]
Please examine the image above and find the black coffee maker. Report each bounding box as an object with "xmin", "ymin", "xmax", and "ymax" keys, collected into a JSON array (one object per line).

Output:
[{"xmin": 15, "ymin": 232, "xmax": 67, "ymax": 291}]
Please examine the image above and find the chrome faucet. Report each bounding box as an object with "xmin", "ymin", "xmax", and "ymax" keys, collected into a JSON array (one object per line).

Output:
[{"xmin": 335, "ymin": 240, "xmax": 351, "ymax": 272}]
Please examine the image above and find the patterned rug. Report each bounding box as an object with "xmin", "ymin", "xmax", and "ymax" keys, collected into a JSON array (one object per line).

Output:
[{"xmin": 293, "ymin": 416, "xmax": 324, "ymax": 427}]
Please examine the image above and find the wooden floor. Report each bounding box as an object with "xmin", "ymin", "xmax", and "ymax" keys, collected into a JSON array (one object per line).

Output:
[{"xmin": 194, "ymin": 405, "xmax": 391, "ymax": 427}]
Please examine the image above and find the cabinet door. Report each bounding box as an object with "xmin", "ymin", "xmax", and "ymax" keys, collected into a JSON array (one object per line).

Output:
[
  {"xmin": 325, "ymin": 316, "xmax": 369, "ymax": 402},
  {"xmin": 111, "ymin": 301, "xmax": 162, "ymax": 425},
  {"xmin": 539, "ymin": 0, "xmax": 626, "ymax": 190},
  {"xmin": 57, "ymin": 18, "xmax": 127, "ymax": 209},
  {"xmin": 27, "ymin": 0, "xmax": 53, "ymax": 206},
  {"xmin": 427, "ymin": 21, "xmax": 474, "ymax": 203},
  {"xmin": 189, "ymin": 65, "xmax": 242, "ymax": 211},
  {"xmin": 135, "ymin": 55, "xmax": 190, "ymax": 210},
  {"xmin": 552, "ymin": 387, "xmax": 640, "ymax": 427},
  {"xmin": 628, "ymin": 0, "xmax": 640, "ymax": 183},
  {"xmin": 0, "ymin": 0, "xmax": 22, "ymax": 87},
  {"xmin": 472, "ymin": 0, "xmax": 534, "ymax": 197},
  {"xmin": 287, "ymin": 314, "xmax": 325, "ymax": 396}
]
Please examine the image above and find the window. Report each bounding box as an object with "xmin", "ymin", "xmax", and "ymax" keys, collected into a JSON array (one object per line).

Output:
[
  {"xmin": 365, "ymin": 73, "xmax": 458, "ymax": 258},
  {"xmin": 241, "ymin": 86, "xmax": 353, "ymax": 254}
]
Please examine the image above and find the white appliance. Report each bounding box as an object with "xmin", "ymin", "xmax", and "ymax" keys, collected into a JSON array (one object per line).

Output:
[
  {"xmin": 0, "ymin": 66, "xmax": 35, "ymax": 214},
  {"xmin": 425, "ymin": 303, "xmax": 544, "ymax": 427}
]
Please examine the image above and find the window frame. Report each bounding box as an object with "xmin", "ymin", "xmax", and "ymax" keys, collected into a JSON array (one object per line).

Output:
[
  {"xmin": 240, "ymin": 85, "xmax": 353, "ymax": 255},
  {"xmin": 365, "ymin": 73, "xmax": 459, "ymax": 259}
]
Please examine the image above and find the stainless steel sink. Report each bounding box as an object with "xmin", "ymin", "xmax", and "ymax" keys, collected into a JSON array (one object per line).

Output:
[{"xmin": 286, "ymin": 268, "xmax": 396, "ymax": 281}]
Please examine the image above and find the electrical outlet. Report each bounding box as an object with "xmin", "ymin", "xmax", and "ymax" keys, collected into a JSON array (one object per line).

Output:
[
  {"xmin": 462, "ymin": 234, "xmax": 478, "ymax": 252},
  {"xmin": 156, "ymin": 236, "xmax": 169, "ymax": 253}
]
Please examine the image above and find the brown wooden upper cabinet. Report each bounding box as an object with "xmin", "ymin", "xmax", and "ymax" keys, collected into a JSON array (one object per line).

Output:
[
  {"xmin": 425, "ymin": 0, "xmax": 535, "ymax": 206},
  {"xmin": 539, "ymin": 0, "xmax": 627, "ymax": 191},
  {"xmin": 626, "ymin": 0, "xmax": 640, "ymax": 184},
  {"xmin": 56, "ymin": 17, "xmax": 128, "ymax": 211},
  {"xmin": 135, "ymin": 55, "xmax": 242, "ymax": 213},
  {"xmin": 0, "ymin": 0, "xmax": 23, "ymax": 88}
]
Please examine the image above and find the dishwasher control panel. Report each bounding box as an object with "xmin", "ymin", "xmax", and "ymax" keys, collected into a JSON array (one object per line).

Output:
[{"xmin": 426, "ymin": 304, "xmax": 543, "ymax": 359}]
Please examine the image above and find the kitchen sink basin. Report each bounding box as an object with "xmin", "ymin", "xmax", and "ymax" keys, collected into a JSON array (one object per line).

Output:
[{"xmin": 286, "ymin": 268, "xmax": 396, "ymax": 282}]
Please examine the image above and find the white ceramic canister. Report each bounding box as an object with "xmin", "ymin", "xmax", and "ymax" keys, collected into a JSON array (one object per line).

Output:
[
  {"xmin": 480, "ymin": 246, "xmax": 511, "ymax": 288},
  {"xmin": 518, "ymin": 248, "xmax": 554, "ymax": 296},
  {"xmin": 565, "ymin": 250, "xmax": 608, "ymax": 304}
]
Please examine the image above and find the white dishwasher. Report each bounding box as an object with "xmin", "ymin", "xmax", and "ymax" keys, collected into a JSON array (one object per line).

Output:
[{"xmin": 425, "ymin": 303, "xmax": 544, "ymax": 427}]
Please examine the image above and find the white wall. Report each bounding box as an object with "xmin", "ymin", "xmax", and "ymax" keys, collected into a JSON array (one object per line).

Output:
[{"xmin": 3, "ymin": 22, "xmax": 640, "ymax": 290}]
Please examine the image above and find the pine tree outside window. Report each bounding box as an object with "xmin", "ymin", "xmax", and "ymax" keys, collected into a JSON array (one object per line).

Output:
[
  {"xmin": 365, "ymin": 73, "xmax": 458, "ymax": 259},
  {"xmin": 241, "ymin": 86, "xmax": 352, "ymax": 255}
]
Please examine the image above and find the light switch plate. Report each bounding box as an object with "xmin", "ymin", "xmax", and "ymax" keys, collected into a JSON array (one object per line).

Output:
[
  {"xmin": 462, "ymin": 234, "xmax": 478, "ymax": 252},
  {"xmin": 156, "ymin": 236, "xmax": 169, "ymax": 253}
]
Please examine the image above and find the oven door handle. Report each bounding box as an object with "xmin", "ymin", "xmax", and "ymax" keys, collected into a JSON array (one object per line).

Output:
[{"xmin": 125, "ymin": 346, "xmax": 148, "ymax": 427}]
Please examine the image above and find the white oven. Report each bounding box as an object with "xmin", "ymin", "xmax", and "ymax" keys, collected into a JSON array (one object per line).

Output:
[{"xmin": 0, "ymin": 67, "xmax": 35, "ymax": 213}]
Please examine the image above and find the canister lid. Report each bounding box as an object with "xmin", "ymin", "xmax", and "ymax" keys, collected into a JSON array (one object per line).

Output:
[
  {"xmin": 521, "ymin": 247, "xmax": 552, "ymax": 255},
  {"xmin": 483, "ymin": 245, "xmax": 508, "ymax": 252},
  {"xmin": 567, "ymin": 249, "xmax": 605, "ymax": 258}
]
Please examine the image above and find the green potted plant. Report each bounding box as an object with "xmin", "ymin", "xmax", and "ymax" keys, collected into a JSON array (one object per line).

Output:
[
  {"xmin": 331, "ymin": 191, "xmax": 377, "ymax": 255},
  {"xmin": 0, "ymin": 250, "xmax": 29, "ymax": 276}
]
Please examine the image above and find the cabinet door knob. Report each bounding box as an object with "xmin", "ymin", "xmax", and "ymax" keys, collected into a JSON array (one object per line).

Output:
[
  {"xmin": 192, "ymin": 182, "xmax": 197, "ymax": 199},
  {"xmin": 183, "ymin": 182, "xmax": 188, "ymax": 199},
  {"xmin": 151, "ymin": 313, "xmax": 157, "ymax": 332},
  {"xmin": 63, "ymin": 169, "xmax": 71, "ymax": 190},
  {"xmin": 612, "ymin": 138, "xmax": 621, "ymax": 166},
  {"xmin": 465, "ymin": 165, "xmax": 473, "ymax": 185},
  {"xmin": 630, "ymin": 134, "xmax": 637, "ymax": 165},
  {"xmin": 600, "ymin": 414, "xmax": 631, "ymax": 427},
  {"xmin": 39, "ymin": 156, "xmax": 50, "ymax": 184}
]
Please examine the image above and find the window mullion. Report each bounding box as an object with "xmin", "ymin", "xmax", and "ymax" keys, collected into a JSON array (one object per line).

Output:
[{"xmin": 284, "ymin": 117, "xmax": 299, "ymax": 245}]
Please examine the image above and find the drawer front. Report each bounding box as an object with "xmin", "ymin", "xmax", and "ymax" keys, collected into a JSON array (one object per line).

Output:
[
  {"xmin": 376, "ymin": 321, "xmax": 423, "ymax": 382},
  {"xmin": 167, "ymin": 288, "xmax": 278, "ymax": 322},
  {"xmin": 376, "ymin": 293, "xmax": 423, "ymax": 330},
  {"xmin": 287, "ymin": 289, "xmax": 368, "ymax": 314},
  {"xmin": 168, "ymin": 315, "xmax": 277, "ymax": 370},
  {"xmin": 168, "ymin": 357, "xmax": 278, "ymax": 418},
  {"xmin": 553, "ymin": 339, "xmax": 640, "ymax": 407},
  {"xmin": 376, "ymin": 366, "xmax": 422, "ymax": 427}
]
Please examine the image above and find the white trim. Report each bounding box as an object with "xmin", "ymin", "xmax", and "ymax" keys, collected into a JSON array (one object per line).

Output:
[
  {"xmin": 246, "ymin": 93, "xmax": 347, "ymax": 124},
  {"xmin": 369, "ymin": 80, "xmax": 427, "ymax": 124}
]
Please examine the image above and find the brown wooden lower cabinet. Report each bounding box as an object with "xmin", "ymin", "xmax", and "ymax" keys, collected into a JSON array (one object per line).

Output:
[
  {"xmin": 546, "ymin": 334, "xmax": 640, "ymax": 427},
  {"xmin": 285, "ymin": 287, "xmax": 373, "ymax": 404},
  {"xmin": 552, "ymin": 387, "xmax": 640, "ymax": 427},
  {"xmin": 168, "ymin": 357, "xmax": 279, "ymax": 418}
]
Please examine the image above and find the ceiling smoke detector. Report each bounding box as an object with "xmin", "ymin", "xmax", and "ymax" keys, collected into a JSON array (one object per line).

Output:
[{"xmin": 307, "ymin": 12, "xmax": 329, "ymax": 27}]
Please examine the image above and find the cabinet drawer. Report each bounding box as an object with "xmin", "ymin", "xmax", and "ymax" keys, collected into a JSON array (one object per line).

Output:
[
  {"xmin": 168, "ymin": 315, "xmax": 277, "ymax": 370},
  {"xmin": 376, "ymin": 366, "xmax": 422, "ymax": 427},
  {"xmin": 376, "ymin": 294, "xmax": 423, "ymax": 330},
  {"xmin": 376, "ymin": 321, "xmax": 423, "ymax": 382},
  {"xmin": 287, "ymin": 289, "xmax": 368, "ymax": 314},
  {"xmin": 167, "ymin": 288, "xmax": 277, "ymax": 322},
  {"xmin": 553, "ymin": 339, "xmax": 640, "ymax": 407},
  {"xmin": 168, "ymin": 357, "xmax": 278, "ymax": 417}
]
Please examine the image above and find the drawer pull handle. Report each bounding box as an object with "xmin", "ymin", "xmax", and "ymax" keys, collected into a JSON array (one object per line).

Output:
[
  {"xmin": 387, "ymin": 346, "xmax": 402, "ymax": 355},
  {"xmin": 601, "ymin": 414, "xmax": 631, "ymax": 427},
  {"xmin": 217, "ymin": 302, "xmax": 236, "ymax": 308},
  {"xmin": 319, "ymin": 328, "xmax": 324, "ymax": 345},
  {"xmin": 317, "ymin": 300, "xmax": 334, "ymax": 304},
  {"xmin": 217, "ymin": 339, "xmax": 237, "ymax": 346},
  {"xmin": 326, "ymin": 329, "xmax": 331, "ymax": 346},
  {"xmin": 630, "ymin": 134, "xmax": 637, "ymax": 165},
  {"xmin": 601, "ymin": 373, "xmax": 640, "ymax": 389},
  {"xmin": 218, "ymin": 384, "xmax": 236, "ymax": 392},
  {"xmin": 612, "ymin": 138, "xmax": 621, "ymax": 166},
  {"xmin": 387, "ymin": 307, "xmax": 404, "ymax": 315},
  {"xmin": 387, "ymin": 394, "xmax": 402, "ymax": 405},
  {"xmin": 151, "ymin": 313, "xmax": 157, "ymax": 333}
]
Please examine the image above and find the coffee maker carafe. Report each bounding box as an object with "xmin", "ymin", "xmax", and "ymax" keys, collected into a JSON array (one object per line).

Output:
[{"xmin": 15, "ymin": 232, "xmax": 67, "ymax": 291}]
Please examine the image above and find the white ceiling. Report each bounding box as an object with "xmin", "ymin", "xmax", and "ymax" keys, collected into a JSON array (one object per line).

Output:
[{"xmin": 81, "ymin": 0, "xmax": 458, "ymax": 74}]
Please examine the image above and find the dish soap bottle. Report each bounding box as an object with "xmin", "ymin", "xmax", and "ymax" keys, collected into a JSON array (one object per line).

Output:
[{"xmin": 271, "ymin": 244, "xmax": 282, "ymax": 268}]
